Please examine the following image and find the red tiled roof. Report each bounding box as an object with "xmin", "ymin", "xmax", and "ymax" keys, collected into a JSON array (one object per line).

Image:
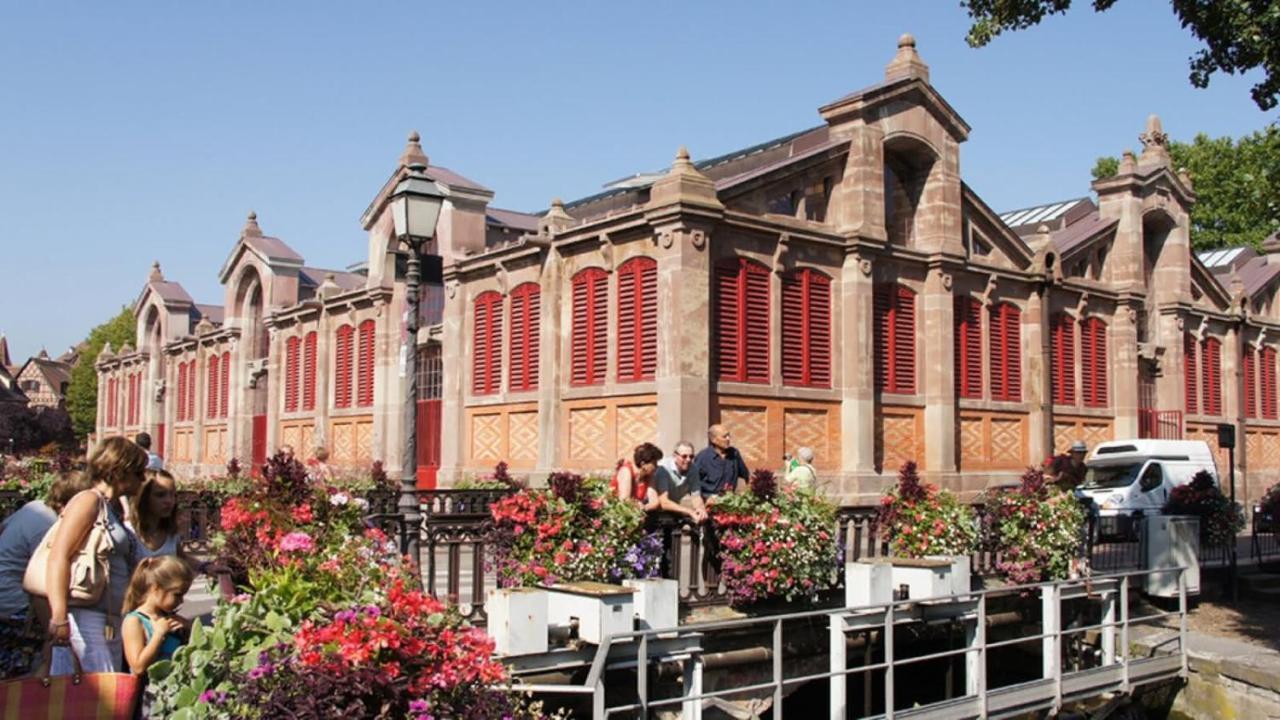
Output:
[
  {"xmin": 1235, "ymin": 256, "xmax": 1280, "ymax": 298},
  {"xmin": 149, "ymin": 280, "xmax": 195, "ymax": 305},
  {"xmin": 244, "ymin": 235, "xmax": 303, "ymax": 264},
  {"xmin": 1051, "ymin": 213, "xmax": 1118, "ymax": 258},
  {"xmin": 487, "ymin": 207, "xmax": 539, "ymax": 232},
  {"xmin": 299, "ymin": 267, "xmax": 364, "ymax": 292},
  {"xmin": 193, "ymin": 304, "xmax": 224, "ymax": 325}
]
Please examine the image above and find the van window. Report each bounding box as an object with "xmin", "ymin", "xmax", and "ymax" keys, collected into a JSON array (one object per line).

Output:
[
  {"xmin": 1083, "ymin": 463, "xmax": 1142, "ymax": 489},
  {"xmin": 1139, "ymin": 463, "xmax": 1164, "ymax": 491}
]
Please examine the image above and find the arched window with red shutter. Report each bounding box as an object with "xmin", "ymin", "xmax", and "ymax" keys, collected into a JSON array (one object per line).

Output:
[
  {"xmin": 1263, "ymin": 346, "xmax": 1278, "ymax": 420},
  {"xmin": 1245, "ymin": 345, "xmax": 1258, "ymax": 418},
  {"xmin": 126, "ymin": 373, "xmax": 136, "ymax": 426},
  {"xmin": 617, "ymin": 258, "xmax": 658, "ymax": 383},
  {"xmin": 357, "ymin": 320, "xmax": 375, "ymax": 407},
  {"xmin": 302, "ymin": 332, "xmax": 317, "ymax": 412},
  {"xmin": 177, "ymin": 362, "xmax": 188, "ymax": 422},
  {"xmin": 1052, "ymin": 313, "xmax": 1076, "ymax": 405},
  {"xmin": 1080, "ymin": 317, "xmax": 1108, "ymax": 408},
  {"xmin": 508, "ymin": 283, "xmax": 540, "ymax": 392},
  {"xmin": 874, "ymin": 284, "xmax": 917, "ymax": 394},
  {"xmin": 954, "ymin": 296, "xmax": 982, "ymax": 399},
  {"xmin": 716, "ymin": 258, "xmax": 770, "ymax": 384},
  {"xmin": 990, "ymin": 302, "xmax": 1022, "ymax": 402},
  {"xmin": 781, "ymin": 268, "xmax": 831, "ymax": 388},
  {"xmin": 206, "ymin": 354, "xmax": 219, "ymax": 419},
  {"xmin": 220, "ymin": 351, "xmax": 230, "ymax": 418},
  {"xmin": 1202, "ymin": 336, "xmax": 1222, "ymax": 416},
  {"xmin": 334, "ymin": 325, "xmax": 354, "ymax": 409},
  {"xmin": 571, "ymin": 269, "xmax": 609, "ymax": 386},
  {"xmin": 284, "ymin": 336, "xmax": 300, "ymax": 413},
  {"xmin": 1184, "ymin": 333, "xmax": 1198, "ymax": 415},
  {"xmin": 472, "ymin": 291, "xmax": 503, "ymax": 395},
  {"xmin": 109, "ymin": 377, "xmax": 118, "ymax": 426}
]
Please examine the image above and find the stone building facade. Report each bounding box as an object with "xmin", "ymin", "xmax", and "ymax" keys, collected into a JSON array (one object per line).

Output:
[{"xmin": 96, "ymin": 36, "xmax": 1280, "ymax": 505}]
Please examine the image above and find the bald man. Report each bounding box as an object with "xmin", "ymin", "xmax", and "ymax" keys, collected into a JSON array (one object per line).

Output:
[{"xmin": 692, "ymin": 424, "xmax": 750, "ymax": 506}]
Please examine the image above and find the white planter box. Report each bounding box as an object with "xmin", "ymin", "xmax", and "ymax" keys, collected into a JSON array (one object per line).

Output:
[
  {"xmin": 545, "ymin": 582, "xmax": 636, "ymax": 645},
  {"xmin": 624, "ymin": 578, "xmax": 679, "ymax": 631},
  {"xmin": 845, "ymin": 561, "xmax": 894, "ymax": 608},
  {"xmin": 925, "ymin": 555, "xmax": 972, "ymax": 597},
  {"xmin": 485, "ymin": 587, "xmax": 548, "ymax": 656},
  {"xmin": 889, "ymin": 558, "xmax": 954, "ymax": 601}
]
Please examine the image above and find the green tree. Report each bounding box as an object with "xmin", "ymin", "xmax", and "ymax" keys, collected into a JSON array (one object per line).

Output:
[
  {"xmin": 65, "ymin": 307, "xmax": 134, "ymax": 438},
  {"xmin": 1090, "ymin": 126, "xmax": 1280, "ymax": 250},
  {"xmin": 963, "ymin": 0, "xmax": 1280, "ymax": 111}
]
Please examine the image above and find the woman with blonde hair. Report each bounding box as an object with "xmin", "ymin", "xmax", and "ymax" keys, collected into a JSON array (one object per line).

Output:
[{"xmin": 46, "ymin": 436, "xmax": 144, "ymax": 674}]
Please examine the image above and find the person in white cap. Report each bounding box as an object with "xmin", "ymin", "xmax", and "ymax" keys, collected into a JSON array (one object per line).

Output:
[{"xmin": 1045, "ymin": 440, "xmax": 1089, "ymax": 491}]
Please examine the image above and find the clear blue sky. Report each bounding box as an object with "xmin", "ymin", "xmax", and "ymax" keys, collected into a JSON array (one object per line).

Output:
[{"xmin": 0, "ymin": 1, "xmax": 1272, "ymax": 362}]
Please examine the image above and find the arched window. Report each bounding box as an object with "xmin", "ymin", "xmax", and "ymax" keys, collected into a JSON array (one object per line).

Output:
[
  {"xmin": 220, "ymin": 351, "xmax": 230, "ymax": 418},
  {"xmin": 954, "ymin": 297, "xmax": 982, "ymax": 399},
  {"xmin": 357, "ymin": 320, "xmax": 375, "ymax": 408},
  {"xmin": 1080, "ymin": 317, "xmax": 1107, "ymax": 408},
  {"xmin": 782, "ymin": 268, "xmax": 831, "ymax": 388},
  {"xmin": 177, "ymin": 362, "xmax": 188, "ymax": 422},
  {"xmin": 1245, "ymin": 345, "xmax": 1257, "ymax": 419},
  {"xmin": 284, "ymin": 336, "xmax": 301, "ymax": 413},
  {"xmin": 206, "ymin": 354, "xmax": 220, "ymax": 419},
  {"xmin": 990, "ymin": 302, "xmax": 1022, "ymax": 402},
  {"xmin": 508, "ymin": 283, "xmax": 540, "ymax": 392},
  {"xmin": 334, "ymin": 324, "xmax": 354, "ymax": 409},
  {"xmin": 1263, "ymin": 346, "xmax": 1278, "ymax": 420},
  {"xmin": 472, "ymin": 291, "xmax": 503, "ymax": 395},
  {"xmin": 571, "ymin": 269, "xmax": 609, "ymax": 386},
  {"xmin": 716, "ymin": 258, "xmax": 770, "ymax": 383},
  {"xmin": 107, "ymin": 377, "xmax": 117, "ymax": 426},
  {"xmin": 126, "ymin": 373, "xmax": 137, "ymax": 426},
  {"xmin": 874, "ymin": 284, "xmax": 916, "ymax": 394},
  {"xmin": 1052, "ymin": 314, "xmax": 1075, "ymax": 405},
  {"xmin": 617, "ymin": 258, "xmax": 658, "ymax": 383},
  {"xmin": 1184, "ymin": 334, "xmax": 1198, "ymax": 415},
  {"xmin": 1202, "ymin": 336, "xmax": 1222, "ymax": 416},
  {"xmin": 302, "ymin": 332, "xmax": 317, "ymax": 412}
]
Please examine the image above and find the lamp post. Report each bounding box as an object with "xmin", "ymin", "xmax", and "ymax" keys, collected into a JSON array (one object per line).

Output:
[{"xmin": 389, "ymin": 163, "xmax": 445, "ymax": 560}]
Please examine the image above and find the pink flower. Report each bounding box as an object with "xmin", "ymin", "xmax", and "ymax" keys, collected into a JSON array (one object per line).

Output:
[{"xmin": 279, "ymin": 531, "xmax": 315, "ymax": 554}]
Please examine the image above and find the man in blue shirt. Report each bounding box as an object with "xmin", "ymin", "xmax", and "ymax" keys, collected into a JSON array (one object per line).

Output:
[{"xmin": 692, "ymin": 424, "xmax": 750, "ymax": 503}]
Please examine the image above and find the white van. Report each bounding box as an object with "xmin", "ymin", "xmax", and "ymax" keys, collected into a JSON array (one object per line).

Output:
[{"xmin": 1078, "ymin": 440, "xmax": 1220, "ymax": 527}]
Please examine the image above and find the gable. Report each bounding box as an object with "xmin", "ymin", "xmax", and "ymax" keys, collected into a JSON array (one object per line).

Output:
[
  {"xmin": 960, "ymin": 185, "xmax": 1034, "ymax": 271},
  {"xmin": 718, "ymin": 143, "xmax": 849, "ymax": 222},
  {"xmin": 1190, "ymin": 256, "xmax": 1231, "ymax": 312}
]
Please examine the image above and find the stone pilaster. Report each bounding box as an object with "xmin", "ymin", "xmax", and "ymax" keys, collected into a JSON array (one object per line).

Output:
[
  {"xmin": 839, "ymin": 252, "xmax": 876, "ymax": 475},
  {"xmin": 652, "ymin": 221, "xmax": 714, "ymax": 453},
  {"xmin": 1025, "ymin": 286, "xmax": 1052, "ymax": 463},
  {"xmin": 922, "ymin": 267, "xmax": 956, "ymax": 474},
  {"xmin": 536, "ymin": 252, "xmax": 562, "ymax": 475},
  {"xmin": 437, "ymin": 278, "xmax": 467, "ymax": 486},
  {"xmin": 1112, "ymin": 305, "xmax": 1142, "ymax": 439}
]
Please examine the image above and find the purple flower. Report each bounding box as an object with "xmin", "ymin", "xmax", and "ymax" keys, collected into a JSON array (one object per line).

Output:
[
  {"xmin": 278, "ymin": 531, "xmax": 315, "ymax": 553},
  {"xmin": 334, "ymin": 609, "xmax": 357, "ymax": 623},
  {"xmin": 198, "ymin": 690, "xmax": 226, "ymax": 704},
  {"xmin": 363, "ymin": 604, "xmax": 381, "ymax": 618},
  {"xmin": 248, "ymin": 663, "xmax": 274, "ymax": 679}
]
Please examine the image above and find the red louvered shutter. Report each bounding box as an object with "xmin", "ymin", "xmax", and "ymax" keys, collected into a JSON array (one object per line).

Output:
[
  {"xmin": 955, "ymin": 297, "xmax": 982, "ymax": 399},
  {"xmin": 616, "ymin": 258, "xmax": 657, "ymax": 383},
  {"xmin": 509, "ymin": 284, "xmax": 539, "ymax": 392},
  {"xmin": 357, "ymin": 320, "xmax": 375, "ymax": 407},
  {"xmin": 176, "ymin": 363, "xmax": 186, "ymax": 422},
  {"xmin": 472, "ymin": 292, "xmax": 502, "ymax": 395},
  {"xmin": 1052, "ymin": 314, "xmax": 1076, "ymax": 405},
  {"xmin": 893, "ymin": 286, "xmax": 916, "ymax": 393},
  {"xmin": 285, "ymin": 337, "xmax": 300, "ymax": 413},
  {"xmin": 220, "ymin": 351, "xmax": 230, "ymax": 418},
  {"xmin": 187, "ymin": 361, "xmax": 196, "ymax": 422},
  {"xmin": 1203, "ymin": 337, "xmax": 1222, "ymax": 416},
  {"xmin": 1081, "ymin": 318, "xmax": 1107, "ymax": 408},
  {"xmin": 571, "ymin": 269, "xmax": 608, "ymax": 386},
  {"xmin": 743, "ymin": 262, "xmax": 770, "ymax": 383},
  {"xmin": 874, "ymin": 287, "xmax": 890, "ymax": 391},
  {"xmin": 1264, "ymin": 347, "xmax": 1278, "ymax": 420},
  {"xmin": 716, "ymin": 262, "xmax": 743, "ymax": 381},
  {"xmin": 1184, "ymin": 334, "xmax": 1198, "ymax": 414},
  {"xmin": 1245, "ymin": 345, "xmax": 1258, "ymax": 418},
  {"xmin": 783, "ymin": 269, "xmax": 832, "ymax": 387},
  {"xmin": 206, "ymin": 355, "xmax": 219, "ymax": 419},
  {"xmin": 334, "ymin": 325, "xmax": 353, "ymax": 408},
  {"xmin": 125, "ymin": 374, "xmax": 134, "ymax": 426},
  {"xmin": 303, "ymin": 332, "xmax": 317, "ymax": 411},
  {"xmin": 990, "ymin": 303, "xmax": 1022, "ymax": 402}
]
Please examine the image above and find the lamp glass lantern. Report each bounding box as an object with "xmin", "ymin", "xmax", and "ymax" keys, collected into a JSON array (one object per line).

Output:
[{"xmin": 390, "ymin": 169, "xmax": 446, "ymax": 241}]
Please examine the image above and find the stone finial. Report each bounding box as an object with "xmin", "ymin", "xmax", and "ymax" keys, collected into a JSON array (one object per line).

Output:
[
  {"xmin": 36, "ymin": 348, "xmax": 49, "ymax": 360},
  {"xmin": 539, "ymin": 197, "xmax": 575, "ymax": 237},
  {"xmin": 118, "ymin": 343, "xmax": 134, "ymax": 356},
  {"xmin": 1138, "ymin": 114, "xmax": 1171, "ymax": 169},
  {"xmin": 149, "ymin": 261, "xmax": 164, "ymax": 283},
  {"xmin": 885, "ymin": 32, "xmax": 930, "ymax": 83},
  {"xmin": 647, "ymin": 146, "xmax": 724, "ymax": 211},
  {"xmin": 399, "ymin": 130, "xmax": 429, "ymax": 169},
  {"xmin": 316, "ymin": 272, "xmax": 342, "ymax": 301},
  {"xmin": 194, "ymin": 317, "xmax": 214, "ymax": 335},
  {"xmin": 98, "ymin": 342, "xmax": 115, "ymax": 360},
  {"xmin": 1177, "ymin": 167, "xmax": 1194, "ymax": 191},
  {"xmin": 242, "ymin": 211, "xmax": 262, "ymax": 238},
  {"xmin": 1117, "ymin": 150, "xmax": 1137, "ymax": 175}
]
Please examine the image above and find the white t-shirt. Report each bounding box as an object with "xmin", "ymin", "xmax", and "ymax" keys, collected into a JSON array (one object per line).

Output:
[{"xmin": 0, "ymin": 500, "xmax": 56, "ymax": 617}]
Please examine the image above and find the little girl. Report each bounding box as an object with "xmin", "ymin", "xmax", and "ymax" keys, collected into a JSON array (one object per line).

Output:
[{"xmin": 121, "ymin": 555, "xmax": 193, "ymax": 677}]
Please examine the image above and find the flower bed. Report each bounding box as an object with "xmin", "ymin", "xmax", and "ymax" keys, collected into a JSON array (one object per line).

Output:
[
  {"xmin": 150, "ymin": 451, "xmax": 550, "ymax": 720},
  {"xmin": 487, "ymin": 471, "xmax": 661, "ymax": 587},
  {"xmin": 877, "ymin": 461, "xmax": 977, "ymax": 558},
  {"xmin": 709, "ymin": 470, "xmax": 839, "ymax": 607},
  {"xmin": 1163, "ymin": 470, "xmax": 1245, "ymax": 548},
  {"xmin": 984, "ymin": 468, "xmax": 1085, "ymax": 584}
]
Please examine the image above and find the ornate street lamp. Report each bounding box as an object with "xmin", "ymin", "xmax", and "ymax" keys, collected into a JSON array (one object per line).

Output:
[{"xmin": 388, "ymin": 161, "xmax": 445, "ymax": 559}]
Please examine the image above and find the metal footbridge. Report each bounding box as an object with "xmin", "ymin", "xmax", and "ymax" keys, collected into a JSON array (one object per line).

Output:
[{"xmin": 508, "ymin": 567, "xmax": 1189, "ymax": 719}]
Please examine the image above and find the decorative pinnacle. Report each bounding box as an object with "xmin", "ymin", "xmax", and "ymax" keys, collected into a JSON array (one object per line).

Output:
[
  {"xmin": 400, "ymin": 130, "xmax": 429, "ymax": 168},
  {"xmin": 885, "ymin": 31, "xmax": 929, "ymax": 83},
  {"xmin": 408, "ymin": 131, "xmax": 420, "ymax": 143},
  {"xmin": 149, "ymin": 261, "xmax": 163, "ymax": 282},
  {"xmin": 898, "ymin": 33, "xmax": 915, "ymax": 48},
  {"xmin": 242, "ymin": 210, "xmax": 262, "ymax": 237}
]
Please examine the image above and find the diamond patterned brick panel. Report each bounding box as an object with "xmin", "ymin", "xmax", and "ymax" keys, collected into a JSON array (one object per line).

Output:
[
  {"xmin": 1247, "ymin": 431, "xmax": 1263, "ymax": 468},
  {"xmin": 876, "ymin": 409, "xmax": 921, "ymax": 474},
  {"xmin": 783, "ymin": 409, "xmax": 828, "ymax": 468},
  {"xmin": 280, "ymin": 424, "xmax": 301, "ymax": 455},
  {"xmin": 959, "ymin": 417, "xmax": 984, "ymax": 467},
  {"xmin": 202, "ymin": 427, "xmax": 226, "ymax": 464},
  {"xmin": 508, "ymin": 412, "xmax": 539, "ymax": 465},
  {"xmin": 1262, "ymin": 432, "xmax": 1280, "ymax": 469},
  {"xmin": 173, "ymin": 429, "xmax": 192, "ymax": 463},
  {"xmin": 355, "ymin": 421, "xmax": 373, "ymax": 464},
  {"xmin": 331, "ymin": 421, "xmax": 356, "ymax": 464},
  {"xmin": 1054, "ymin": 417, "xmax": 1113, "ymax": 454},
  {"xmin": 721, "ymin": 406, "xmax": 767, "ymax": 469},
  {"xmin": 990, "ymin": 418, "xmax": 1025, "ymax": 467},
  {"xmin": 616, "ymin": 404, "xmax": 658, "ymax": 458},
  {"xmin": 1186, "ymin": 424, "xmax": 1229, "ymax": 475},
  {"xmin": 569, "ymin": 407, "xmax": 609, "ymax": 465},
  {"xmin": 470, "ymin": 413, "xmax": 502, "ymax": 462}
]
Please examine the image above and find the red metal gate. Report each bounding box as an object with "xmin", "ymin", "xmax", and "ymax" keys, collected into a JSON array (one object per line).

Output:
[
  {"xmin": 155, "ymin": 423, "xmax": 165, "ymax": 459},
  {"xmin": 416, "ymin": 399, "xmax": 441, "ymax": 489}
]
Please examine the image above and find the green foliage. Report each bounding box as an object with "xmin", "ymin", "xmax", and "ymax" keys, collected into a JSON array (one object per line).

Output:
[
  {"xmin": 1091, "ymin": 127, "xmax": 1280, "ymax": 250},
  {"xmin": 877, "ymin": 461, "xmax": 978, "ymax": 558},
  {"xmin": 985, "ymin": 469, "xmax": 1085, "ymax": 584},
  {"xmin": 65, "ymin": 306, "xmax": 134, "ymax": 438},
  {"xmin": 963, "ymin": 0, "xmax": 1280, "ymax": 110}
]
